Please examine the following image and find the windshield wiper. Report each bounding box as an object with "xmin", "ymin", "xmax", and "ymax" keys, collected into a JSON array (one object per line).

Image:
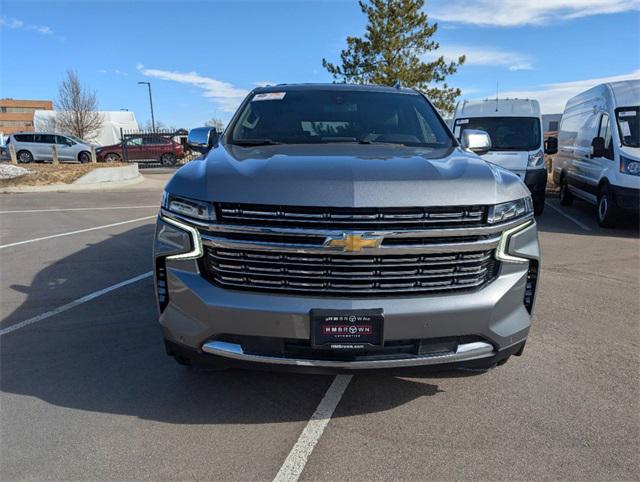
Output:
[
  {"xmin": 232, "ymin": 139, "xmax": 282, "ymax": 146},
  {"xmin": 358, "ymin": 139, "xmax": 406, "ymax": 146}
]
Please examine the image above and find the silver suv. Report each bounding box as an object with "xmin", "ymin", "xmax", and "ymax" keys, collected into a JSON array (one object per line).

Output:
[
  {"xmin": 154, "ymin": 84, "xmax": 540, "ymax": 372},
  {"xmin": 8, "ymin": 132, "xmax": 94, "ymax": 163}
]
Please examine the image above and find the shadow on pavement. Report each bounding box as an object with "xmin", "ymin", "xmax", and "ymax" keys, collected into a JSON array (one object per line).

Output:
[
  {"xmin": 536, "ymin": 197, "xmax": 639, "ymax": 238},
  {"xmin": 0, "ymin": 225, "xmax": 481, "ymax": 425}
]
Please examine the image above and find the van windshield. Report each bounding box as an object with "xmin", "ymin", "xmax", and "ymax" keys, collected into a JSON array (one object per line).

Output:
[
  {"xmin": 228, "ymin": 89, "xmax": 453, "ymax": 151},
  {"xmin": 615, "ymin": 107, "xmax": 639, "ymax": 147},
  {"xmin": 454, "ymin": 117, "xmax": 541, "ymax": 151}
]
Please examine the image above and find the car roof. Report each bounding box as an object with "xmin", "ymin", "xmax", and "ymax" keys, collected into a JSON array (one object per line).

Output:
[{"xmin": 252, "ymin": 83, "xmax": 419, "ymax": 95}]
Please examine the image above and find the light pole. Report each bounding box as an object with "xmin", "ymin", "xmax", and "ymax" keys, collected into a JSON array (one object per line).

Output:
[{"xmin": 138, "ymin": 81, "xmax": 155, "ymax": 131}]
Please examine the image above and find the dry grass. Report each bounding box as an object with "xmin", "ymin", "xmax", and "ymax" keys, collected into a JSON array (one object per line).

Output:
[{"xmin": 0, "ymin": 162, "xmax": 127, "ymax": 187}]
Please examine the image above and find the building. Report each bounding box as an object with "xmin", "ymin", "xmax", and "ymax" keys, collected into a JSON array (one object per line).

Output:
[
  {"xmin": 33, "ymin": 110, "xmax": 140, "ymax": 146},
  {"xmin": 0, "ymin": 98, "xmax": 53, "ymax": 135}
]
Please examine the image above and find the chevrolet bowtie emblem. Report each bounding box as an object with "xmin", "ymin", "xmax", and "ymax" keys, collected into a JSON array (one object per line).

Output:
[{"xmin": 324, "ymin": 233, "xmax": 383, "ymax": 252}]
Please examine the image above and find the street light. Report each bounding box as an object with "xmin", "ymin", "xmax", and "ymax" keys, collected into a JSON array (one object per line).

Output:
[{"xmin": 137, "ymin": 81, "xmax": 155, "ymax": 132}]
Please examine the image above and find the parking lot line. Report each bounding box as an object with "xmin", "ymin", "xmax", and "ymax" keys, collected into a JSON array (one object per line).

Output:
[
  {"xmin": 0, "ymin": 215, "xmax": 157, "ymax": 249},
  {"xmin": 273, "ymin": 374, "xmax": 353, "ymax": 482},
  {"xmin": 544, "ymin": 201, "xmax": 592, "ymax": 232},
  {"xmin": 0, "ymin": 271, "xmax": 153, "ymax": 336},
  {"xmin": 0, "ymin": 206, "xmax": 158, "ymax": 214}
]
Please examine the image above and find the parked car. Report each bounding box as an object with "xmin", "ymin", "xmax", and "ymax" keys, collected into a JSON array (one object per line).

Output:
[
  {"xmin": 96, "ymin": 134, "xmax": 184, "ymax": 165},
  {"xmin": 155, "ymin": 83, "xmax": 540, "ymax": 373},
  {"xmin": 452, "ymin": 98, "xmax": 552, "ymax": 216},
  {"xmin": 8, "ymin": 132, "xmax": 94, "ymax": 163},
  {"xmin": 552, "ymin": 80, "xmax": 639, "ymax": 227}
]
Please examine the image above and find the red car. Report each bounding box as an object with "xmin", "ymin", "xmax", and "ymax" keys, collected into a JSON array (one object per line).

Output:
[{"xmin": 96, "ymin": 134, "xmax": 184, "ymax": 165}]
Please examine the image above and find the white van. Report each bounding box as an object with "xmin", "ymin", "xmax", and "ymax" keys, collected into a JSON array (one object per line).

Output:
[
  {"xmin": 453, "ymin": 98, "xmax": 549, "ymax": 215},
  {"xmin": 552, "ymin": 80, "xmax": 639, "ymax": 227}
]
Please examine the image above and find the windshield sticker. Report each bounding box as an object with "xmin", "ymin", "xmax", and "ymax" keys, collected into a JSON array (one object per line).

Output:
[
  {"xmin": 252, "ymin": 92, "xmax": 286, "ymax": 101},
  {"xmin": 620, "ymin": 121, "xmax": 631, "ymax": 137},
  {"xmin": 455, "ymin": 119, "xmax": 469, "ymax": 125},
  {"xmin": 618, "ymin": 110, "xmax": 637, "ymax": 117}
]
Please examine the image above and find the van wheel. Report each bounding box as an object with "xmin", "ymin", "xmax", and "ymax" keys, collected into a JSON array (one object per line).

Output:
[
  {"xmin": 559, "ymin": 178, "xmax": 573, "ymax": 206},
  {"xmin": 597, "ymin": 185, "xmax": 618, "ymax": 228},
  {"xmin": 78, "ymin": 151, "xmax": 91, "ymax": 164},
  {"xmin": 17, "ymin": 150, "xmax": 34, "ymax": 163},
  {"xmin": 532, "ymin": 193, "xmax": 545, "ymax": 216},
  {"xmin": 161, "ymin": 153, "xmax": 177, "ymax": 166}
]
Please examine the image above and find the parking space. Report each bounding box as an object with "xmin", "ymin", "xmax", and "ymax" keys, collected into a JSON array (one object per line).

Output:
[{"xmin": 0, "ymin": 178, "xmax": 638, "ymax": 480}]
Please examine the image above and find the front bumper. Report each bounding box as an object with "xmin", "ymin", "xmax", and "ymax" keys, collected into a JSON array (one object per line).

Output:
[
  {"xmin": 611, "ymin": 184, "xmax": 640, "ymax": 211},
  {"xmin": 155, "ymin": 217, "xmax": 540, "ymax": 371},
  {"xmin": 524, "ymin": 169, "xmax": 547, "ymax": 196}
]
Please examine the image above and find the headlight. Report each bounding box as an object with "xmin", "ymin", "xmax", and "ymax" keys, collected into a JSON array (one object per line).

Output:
[
  {"xmin": 620, "ymin": 155, "xmax": 640, "ymax": 176},
  {"xmin": 162, "ymin": 192, "xmax": 216, "ymax": 221},
  {"xmin": 528, "ymin": 150, "xmax": 544, "ymax": 168},
  {"xmin": 488, "ymin": 197, "xmax": 533, "ymax": 224}
]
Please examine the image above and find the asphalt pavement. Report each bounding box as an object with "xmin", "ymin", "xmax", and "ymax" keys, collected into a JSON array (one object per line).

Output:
[{"xmin": 0, "ymin": 171, "xmax": 638, "ymax": 481}]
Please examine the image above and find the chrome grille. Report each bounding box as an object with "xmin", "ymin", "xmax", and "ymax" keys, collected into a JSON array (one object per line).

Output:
[
  {"xmin": 217, "ymin": 203, "xmax": 486, "ymax": 229},
  {"xmin": 202, "ymin": 247, "xmax": 497, "ymax": 295}
]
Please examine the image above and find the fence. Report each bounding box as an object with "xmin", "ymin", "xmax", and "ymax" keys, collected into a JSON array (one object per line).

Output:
[{"xmin": 118, "ymin": 128, "xmax": 198, "ymax": 166}]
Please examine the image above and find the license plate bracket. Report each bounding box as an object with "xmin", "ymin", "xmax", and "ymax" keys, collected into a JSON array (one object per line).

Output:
[{"xmin": 310, "ymin": 309, "xmax": 384, "ymax": 350}]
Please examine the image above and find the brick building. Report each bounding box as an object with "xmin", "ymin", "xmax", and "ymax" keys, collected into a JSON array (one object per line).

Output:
[{"xmin": 0, "ymin": 98, "xmax": 53, "ymax": 135}]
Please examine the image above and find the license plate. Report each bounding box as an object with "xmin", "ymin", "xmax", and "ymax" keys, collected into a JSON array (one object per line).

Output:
[{"xmin": 310, "ymin": 309, "xmax": 383, "ymax": 350}]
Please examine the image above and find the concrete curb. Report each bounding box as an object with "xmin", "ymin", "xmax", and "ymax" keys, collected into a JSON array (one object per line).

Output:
[
  {"xmin": 74, "ymin": 163, "xmax": 139, "ymax": 184},
  {"xmin": 0, "ymin": 170, "xmax": 145, "ymax": 193}
]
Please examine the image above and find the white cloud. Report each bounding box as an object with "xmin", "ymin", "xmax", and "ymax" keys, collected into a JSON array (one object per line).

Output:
[
  {"xmin": 429, "ymin": 0, "xmax": 640, "ymax": 26},
  {"xmin": 496, "ymin": 70, "xmax": 640, "ymax": 113},
  {"xmin": 430, "ymin": 44, "xmax": 533, "ymax": 71},
  {"xmin": 0, "ymin": 17, "xmax": 24, "ymax": 29},
  {"xmin": 0, "ymin": 15, "xmax": 56, "ymax": 36},
  {"xmin": 137, "ymin": 66, "xmax": 248, "ymax": 113}
]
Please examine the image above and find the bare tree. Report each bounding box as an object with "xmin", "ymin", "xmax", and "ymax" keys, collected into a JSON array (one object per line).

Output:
[
  {"xmin": 205, "ymin": 117, "xmax": 225, "ymax": 131},
  {"xmin": 55, "ymin": 70, "xmax": 104, "ymax": 140},
  {"xmin": 142, "ymin": 119, "xmax": 176, "ymax": 132}
]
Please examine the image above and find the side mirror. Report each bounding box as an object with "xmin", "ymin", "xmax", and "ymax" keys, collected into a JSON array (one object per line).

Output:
[
  {"xmin": 544, "ymin": 136, "xmax": 558, "ymax": 155},
  {"xmin": 187, "ymin": 127, "xmax": 218, "ymax": 154},
  {"xmin": 461, "ymin": 129, "xmax": 492, "ymax": 156},
  {"xmin": 591, "ymin": 137, "xmax": 605, "ymax": 158}
]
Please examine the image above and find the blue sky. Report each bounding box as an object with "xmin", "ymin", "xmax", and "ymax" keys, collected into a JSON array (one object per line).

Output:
[{"xmin": 1, "ymin": 0, "xmax": 639, "ymax": 128}]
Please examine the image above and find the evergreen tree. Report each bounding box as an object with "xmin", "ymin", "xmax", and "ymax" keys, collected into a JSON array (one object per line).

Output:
[{"xmin": 322, "ymin": 0, "xmax": 465, "ymax": 114}]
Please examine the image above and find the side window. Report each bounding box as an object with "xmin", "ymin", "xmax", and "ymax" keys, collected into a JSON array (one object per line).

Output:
[
  {"xmin": 598, "ymin": 113, "xmax": 613, "ymax": 160},
  {"xmin": 56, "ymin": 135, "xmax": 69, "ymax": 145},
  {"xmin": 126, "ymin": 137, "xmax": 143, "ymax": 146},
  {"xmin": 40, "ymin": 134, "xmax": 56, "ymax": 144}
]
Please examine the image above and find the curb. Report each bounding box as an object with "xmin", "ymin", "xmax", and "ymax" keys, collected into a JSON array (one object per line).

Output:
[{"xmin": 0, "ymin": 174, "xmax": 145, "ymax": 193}]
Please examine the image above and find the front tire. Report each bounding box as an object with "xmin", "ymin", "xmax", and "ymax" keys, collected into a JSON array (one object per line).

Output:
[
  {"xmin": 160, "ymin": 153, "xmax": 177, "ymax": 166},
  {"xmin": 17, "ymin": 150, "xmax": 34, "ymax": 163},
  {"xmin": 597, "ymin": 185, "xmax": 618, "ymax": 228},
  {"xmin": 104, "ymin": 152, "xmax": 121, "ymax": 163},
  {"xmin": 559, "ymin": 178, "xmax": 573, "ymax": 206},
  {"xmin": 78, "ymin": 151, "xmax": 91, "ymax": 164},
  {"xmin": 532, "ymin": 192, "xmax": 545, "ymax": 216}
]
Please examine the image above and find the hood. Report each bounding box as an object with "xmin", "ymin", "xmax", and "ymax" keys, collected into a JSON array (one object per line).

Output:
[
  {"xmin": 165, "ymin": 143, "xmax": 529, "ymax": 207},
  {"xmin": 620, "ymin": 146, "xmax": 640, "ymax": 160},
  {"xmin": 480, "ymin": 150, "xmax": 530, "ymax": 173}
]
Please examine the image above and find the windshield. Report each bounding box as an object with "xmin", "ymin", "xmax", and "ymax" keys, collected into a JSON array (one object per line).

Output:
[
  {"xmin": 454, "ymin": 116, "xmax": 541, "ymax": 151},
  {"xmin": 615, "ymin": 107, "xmax": 640, "ymax": 147},
  {"xmin": 67, "ymin": 135, "xmax": 86, "ymax": 144},
  {"xmin": 228, "ymin": 89, "xmax": 453, "ymax": 150}
]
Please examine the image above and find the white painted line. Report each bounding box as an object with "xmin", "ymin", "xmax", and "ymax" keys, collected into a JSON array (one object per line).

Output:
[
  {"xmin": 0, "ymin": 271, "xmax": 153, "ymax": 336},
  {"xmin": 0, "ymin": 206, "xmax": 158, "ymax": 214},
  {"xmin": 0, "ymin": 215, "xmax": 156, "ymax": 249},
  {"xmin": 545, "ymin": 201, "xmax": 592, "ymax": 232},
  {"xmin": 274, "ymin": 374, "xmax": 353, "ymax": 482}
]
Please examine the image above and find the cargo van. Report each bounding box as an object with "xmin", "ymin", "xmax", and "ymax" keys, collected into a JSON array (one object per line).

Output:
[
  {"xmin": 453, "ymin": 99, "xmax": 550, "ymax": 215},
  {"xmin": 552, "ymin": 80, "xmax": 639, "ymax": 227}
]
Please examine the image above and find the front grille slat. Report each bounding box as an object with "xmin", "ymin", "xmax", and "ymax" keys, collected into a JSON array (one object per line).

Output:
[
  {"xmin": 203, "ymin": 247, "xmax": 497, "ymax": 296},
  {"xmin": 217, "ymin": 203, "xmax": 487, "ymax": 229}
]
